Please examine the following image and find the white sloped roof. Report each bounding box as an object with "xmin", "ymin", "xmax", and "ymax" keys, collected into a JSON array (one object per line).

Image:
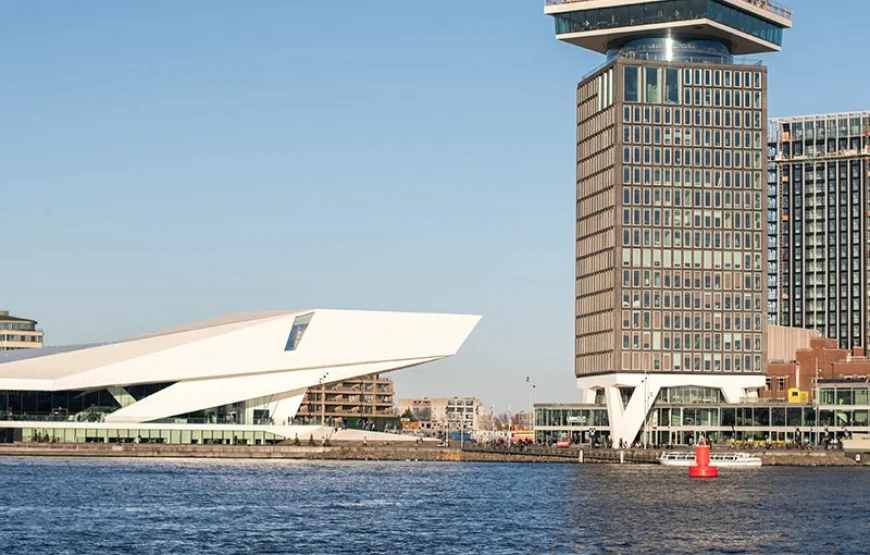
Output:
[
  {"xmin": 0, "ymin": 311, "xmax": 301, "ymax": 381},
  {"xmin": 0, "ymin": 309, "xmax": 481, "ymax": 404}
]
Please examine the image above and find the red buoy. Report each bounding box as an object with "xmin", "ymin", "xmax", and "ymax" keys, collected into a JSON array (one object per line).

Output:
[{"xmin": 688, "ymin": 442, "xmax": 718, "ymax": 478}]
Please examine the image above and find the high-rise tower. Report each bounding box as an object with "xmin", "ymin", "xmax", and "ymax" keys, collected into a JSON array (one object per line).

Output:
[
  {"xmin": 768, "ymin": 112, "xmax": 870, "ymax": 350},
  {"xmin": 544, "ymin": 0, "xmax": 793, "ymax": 445}
]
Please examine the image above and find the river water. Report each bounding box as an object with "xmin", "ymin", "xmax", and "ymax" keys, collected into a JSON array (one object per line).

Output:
[{"xmin": 0, "ymin": 457, "xmax": 865, "ymax": 554}]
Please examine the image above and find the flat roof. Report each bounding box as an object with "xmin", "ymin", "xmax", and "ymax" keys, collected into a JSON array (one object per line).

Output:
[
  {"xmin": 770, "ymin": 111, "xmax": 870, "ymax": 123},
  {"xmin": 0, "ymin": 311, "xmax": 36, "ymax": 324}
]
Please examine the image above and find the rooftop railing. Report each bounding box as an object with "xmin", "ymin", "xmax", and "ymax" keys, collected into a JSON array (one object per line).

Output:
[
  {"xmin": 581, "ymin": 50, "xmax": 763, "ymax": 80},
  {"xmin": 545, "ymin": 0, "xmax": 793, "ymax": 22}
]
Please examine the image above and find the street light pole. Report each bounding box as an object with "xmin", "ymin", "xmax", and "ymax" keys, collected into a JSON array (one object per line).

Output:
[
  {"xmin": 815, "ymin": 357, "xmax": 821, "ymax": 447},
  {"xmin": 444, "ymin": 410, "xmax": 450, "ymax": 447},
  {"xmin": 318, "ymin": 367, "xmax": 329, "ymax": 445},
  {"xmin": 506, "ymin": 405, "xmax": 512, "ymax": 448},
  {"xmin": 643, "ymin": 371, "xmax": 649, "ymax": 449},
  {"xmin": 526, "ymin": 377, "xmax": 536, "ymax": 443}
]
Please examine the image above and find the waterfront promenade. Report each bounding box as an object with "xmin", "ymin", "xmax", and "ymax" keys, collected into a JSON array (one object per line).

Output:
[{"xmin": 0, "ymin": 443, "xmax": 859, "ymax": 466}]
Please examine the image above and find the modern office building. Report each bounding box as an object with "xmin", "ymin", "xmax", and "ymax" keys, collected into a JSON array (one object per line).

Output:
[
  {"xmin": 296, "ymin": 374, "xmax": 397, "ymax": 431},
  {"xmin": 0, "ymin": 309, "xmax": 479, "ymax": 444},
  {"xmin": 543, "ymin": 0, "xmax": 793, "ymax": 445},
  {"xmin": 767, "ymin": 112, "xmax": 870, "ymax": 349},
  {"xmin": 0, "ymin": 311, "xmax": 44, "ymax": 351}
]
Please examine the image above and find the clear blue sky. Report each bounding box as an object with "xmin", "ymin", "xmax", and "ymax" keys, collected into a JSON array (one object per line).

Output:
[{"xmin": 1, "ymin": 0, "xmax": 865, "ymax": 412}]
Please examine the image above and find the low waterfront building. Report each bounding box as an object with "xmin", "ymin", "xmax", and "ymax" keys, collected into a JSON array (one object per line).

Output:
[
  {"xmin": 0, "ymin": 309, "xmax": 479, "ymax": 444},
  {"xmin": 0, "ymin": 311, "xmax": 44, "ymax": 351},
  {"xmin": 535, "ymin": 326, "xmax": 860, "ymax": 446},
  {"xmin": 295, "ymin": 374, "xmax": 397, "ymax": 431},
  {"xmin": 536, "ymin": 379, "xmax": 870, "ymax": 446},
  {"xmin": 397, "ymin": 397, "xmax": 482, "ymax": 435},
  {"xmin": 533, "ymin": 404, "xmax": 611, "ymax": 446}
]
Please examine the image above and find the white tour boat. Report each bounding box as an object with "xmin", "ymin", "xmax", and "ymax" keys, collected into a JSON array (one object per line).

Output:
[{"xmin": 658, "ymin": 452, "xmax": 762, "ymax": 468}]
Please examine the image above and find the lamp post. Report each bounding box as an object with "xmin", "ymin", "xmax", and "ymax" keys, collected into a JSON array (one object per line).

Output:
[
  {"xmin": 506, "ymin": 405, "xmax": 512, "ymax": 448},
  {"xmin": 643, "ymin": 371, "xmax": 649, "ymax": 449},
  {"xmin": 444, "ymin": 410, "xmax": 450, "ymax": 447},
  {"xmin": 318, "ymin": 368, "xmax": 329, "ymax": 445},
  {"xmin": 526, "ymin": 377, "xmax": 536, "ymax": 443},
  {"xmin": 814, "ymin": 357, "xmax": 821, "ymax": 447}
]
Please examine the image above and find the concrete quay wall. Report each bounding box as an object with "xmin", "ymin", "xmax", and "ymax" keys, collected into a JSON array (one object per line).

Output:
[
  {"xmin": 0, "ymin": 443, "xmax": 573, "ymax": 463},
  {"xmin": 0, "ymin": 444, "xmax": 858, "ymax": 466},
  {"xmin": 761, "ymin": 452, "xmax": 857, "ymax": 466}
]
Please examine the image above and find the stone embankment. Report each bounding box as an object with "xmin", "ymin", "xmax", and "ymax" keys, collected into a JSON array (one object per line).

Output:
[
  {"xmin": 761, "ymin": 451, "xmax": 857, "ymax": 466},
  {"xmin": 0, "ymin": 443, "xmax": 860, "ymax": 466},
  {"xmin": 0, "ymin": 443, "xmax": 572, "ymax": 463}
]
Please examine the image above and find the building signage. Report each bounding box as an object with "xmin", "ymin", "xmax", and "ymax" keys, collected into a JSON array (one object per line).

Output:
[{"xmin": 567, "ymin": 416, "xmax": 587, "ymax": 424}]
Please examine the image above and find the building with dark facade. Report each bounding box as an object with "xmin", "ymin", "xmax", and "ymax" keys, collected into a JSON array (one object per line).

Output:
[
  {"xmin": 543, "ymin": 0, "xmax": 792, "ymax": 445},
  {"xmin": 767, "ymin": 112, "xmax": 870, "ymax": 350}
]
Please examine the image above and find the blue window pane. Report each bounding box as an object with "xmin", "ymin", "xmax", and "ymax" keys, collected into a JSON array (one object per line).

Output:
[{"xmin": 284, "ymin": 313, "xmax": 313, "ymax": 351}]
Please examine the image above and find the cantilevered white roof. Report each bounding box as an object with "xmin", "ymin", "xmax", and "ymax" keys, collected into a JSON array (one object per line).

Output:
[
  {"xmin": 0, "ymin": 309, "xmax": 481, "ymax": 426},
  {"xmin": 0, "ymin": 311, "xmax": 298, "ymax": 381}
]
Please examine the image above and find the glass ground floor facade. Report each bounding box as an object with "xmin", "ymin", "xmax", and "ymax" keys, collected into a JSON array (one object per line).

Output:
[
  {"xmin": 535, "ymin": 403, "xmax": 870, "ymax": 446},
  {"xmin": 535, "ymin": 382, "xmax": 870, "ymax": 446},
  {"xmin": 0, "ymin": 424, "xmax": 307, "ymax": 445}
]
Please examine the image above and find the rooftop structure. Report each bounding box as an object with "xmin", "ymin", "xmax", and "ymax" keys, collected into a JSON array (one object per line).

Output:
[{"xmin": 545, "ymin": 0, "xmax": 792, "ymax": 57}]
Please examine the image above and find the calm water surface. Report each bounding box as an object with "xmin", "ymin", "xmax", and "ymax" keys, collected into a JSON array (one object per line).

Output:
[{"xmin": 0, "ymin": 457, "xmax": 865, "ymax": 554}]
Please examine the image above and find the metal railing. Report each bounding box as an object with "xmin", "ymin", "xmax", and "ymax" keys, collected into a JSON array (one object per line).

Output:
[
  {"xmin": 581, "ymin": 51, "xmax": 763, "ymax": 81},
  {"xmin": 544, "ymin": 0, "xmax": 793, "ymax": 22}
]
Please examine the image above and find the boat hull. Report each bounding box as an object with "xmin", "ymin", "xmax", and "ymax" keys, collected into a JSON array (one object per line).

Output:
[{"xmin": 659, "ymin": 454, "xmax": 762, "ymax": 468}]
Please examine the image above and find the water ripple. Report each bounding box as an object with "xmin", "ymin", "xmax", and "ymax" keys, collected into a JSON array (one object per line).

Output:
[{"xmin": 0, "ymin": 458, "xmax": 866, "ymax": 554}]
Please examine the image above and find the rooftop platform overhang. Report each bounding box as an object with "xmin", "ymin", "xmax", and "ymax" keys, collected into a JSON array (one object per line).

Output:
[
  {"xmin": 546, "ymin": 0, "xmax": 791, "ymax": 56},
  {"xmin": 545, "ymin": 0, "xmax": 793, "ymax": 28},
  {"xmin": 555, "ymin": 19, "xmax": 781, "ymax": 55}
]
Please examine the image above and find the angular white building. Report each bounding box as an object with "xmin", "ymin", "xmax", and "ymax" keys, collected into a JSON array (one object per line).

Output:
[{"xmin": 0, "ymin": 309, "xmax": 480, "ymax": 445}]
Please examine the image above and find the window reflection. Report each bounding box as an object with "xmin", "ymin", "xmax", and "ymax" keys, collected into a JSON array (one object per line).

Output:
[{"xmin": 624, "ymin": 66, "xmax": 639, "ymax": 102}]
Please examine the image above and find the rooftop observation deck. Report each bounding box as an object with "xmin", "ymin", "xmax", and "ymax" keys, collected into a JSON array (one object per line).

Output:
[
  {"xmin": 545, "ymin": 0, "xmax": 792, "ymax": 22},
  {"xmin": 545, "ymin": 0, "xmax": 793, "ymax": 56}
]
